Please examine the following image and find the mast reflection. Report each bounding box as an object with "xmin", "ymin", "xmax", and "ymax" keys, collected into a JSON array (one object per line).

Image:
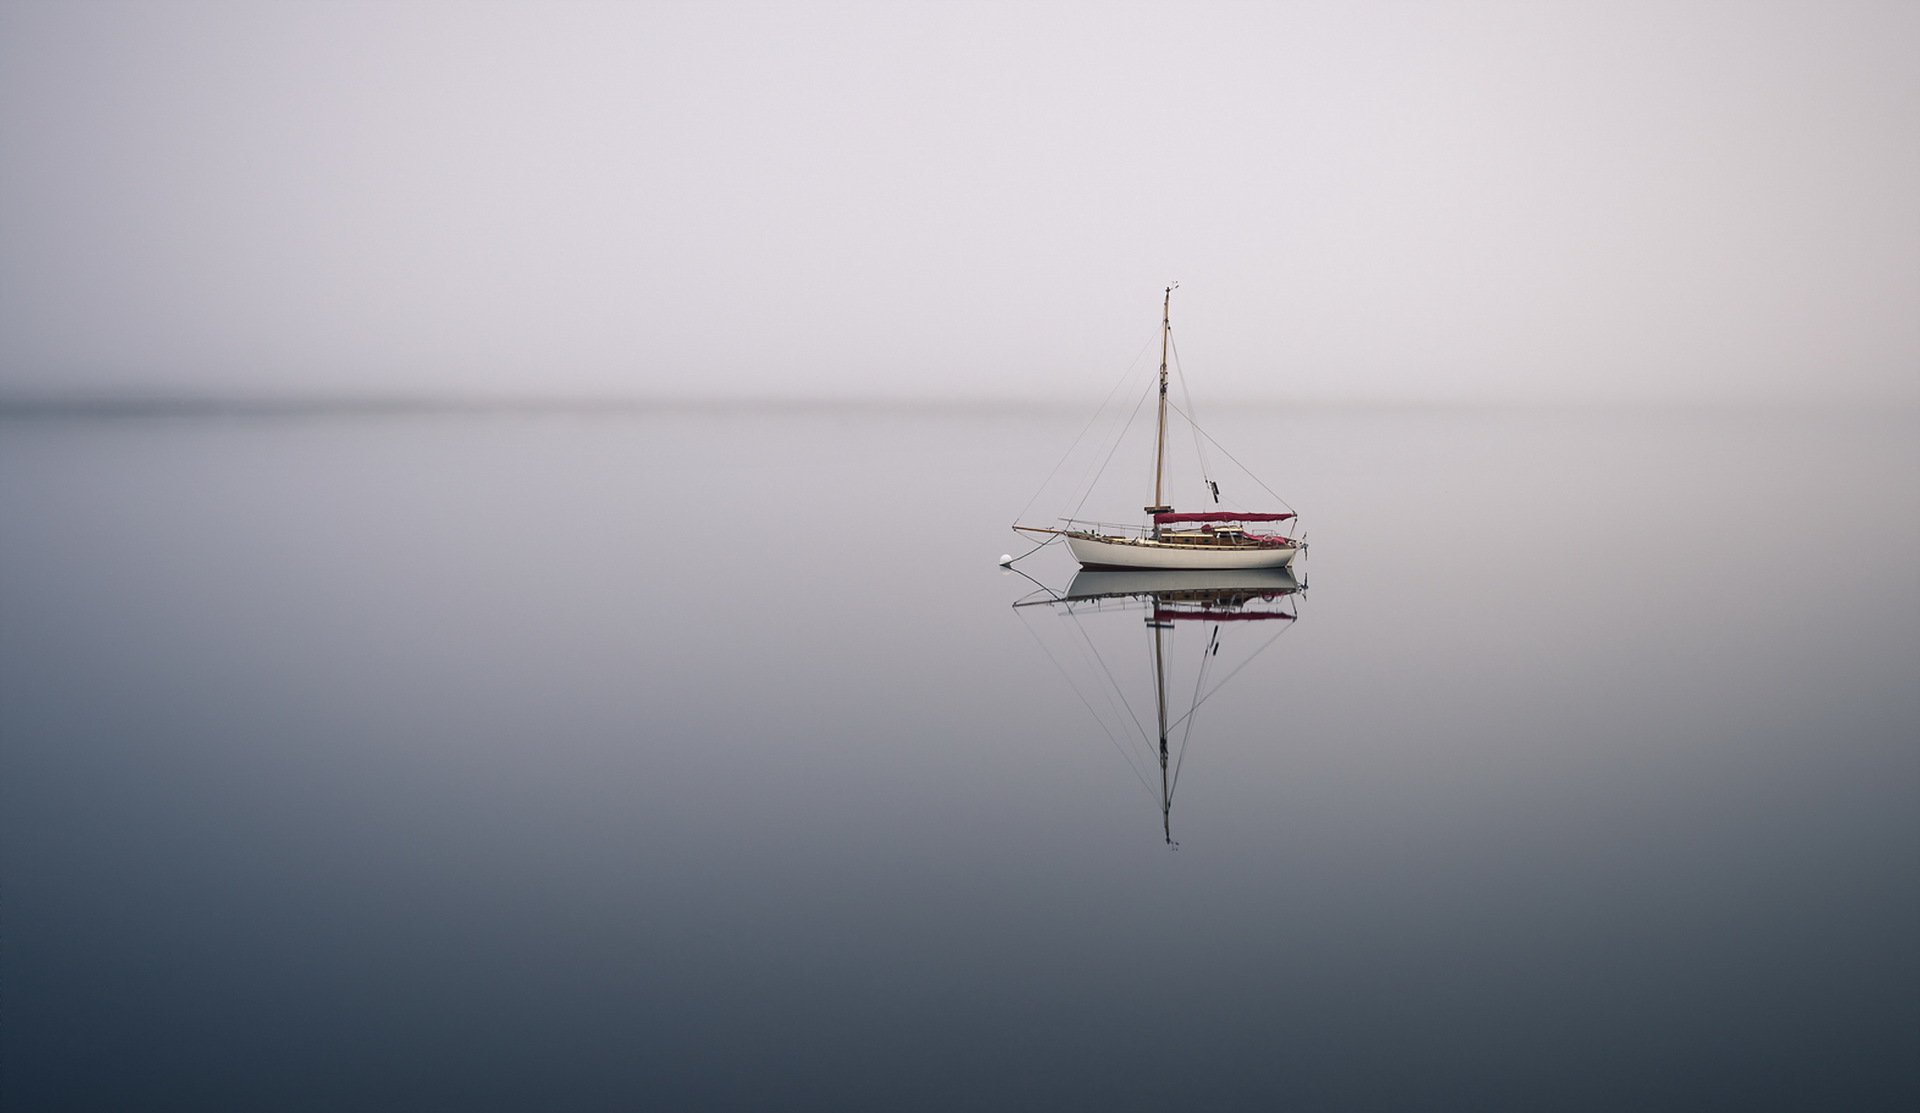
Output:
[{"xmin": 1013, "ymin": 568, "xmax": 1303, "ymax": 846}]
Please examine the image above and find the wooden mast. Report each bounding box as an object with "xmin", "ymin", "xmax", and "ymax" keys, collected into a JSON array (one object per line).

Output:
[
  {"xmin": 1153, "ymin": 614, "xmax": 1173, "ymax": 845},
  {"xmin": 1146, "ymin": 285, "xmax": 1174, "ymax": 528}
]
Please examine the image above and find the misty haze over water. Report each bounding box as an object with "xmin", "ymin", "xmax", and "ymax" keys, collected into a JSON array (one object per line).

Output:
[{"xmin": 4, "ymin": 0, "xmax": 1919, "ymax": 409}]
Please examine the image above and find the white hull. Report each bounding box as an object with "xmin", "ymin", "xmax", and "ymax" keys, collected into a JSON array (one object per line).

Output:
[
  {"xmin": 1064, "ymin": 568, "xmax": 1300, "ymax": 600},
  {"xmin": 1065, "ymin": 533, "xmax": 1297, "ymax": 570}
]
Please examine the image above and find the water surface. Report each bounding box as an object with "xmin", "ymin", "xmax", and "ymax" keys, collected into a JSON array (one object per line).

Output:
[{"xmin": 2, "ymin": 403, "xmax": 1915, "ymax": 1110}]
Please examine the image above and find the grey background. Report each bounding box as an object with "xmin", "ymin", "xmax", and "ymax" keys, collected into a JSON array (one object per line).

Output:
[{"xmin": 4, "ymin": 0, "xmax": 1917, "ymax": 407}]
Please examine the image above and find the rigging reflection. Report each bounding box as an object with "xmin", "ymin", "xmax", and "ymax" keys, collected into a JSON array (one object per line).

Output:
[{"xmin": 1012, "ymin": 568, "xmax": 1304, "ymax": 847}]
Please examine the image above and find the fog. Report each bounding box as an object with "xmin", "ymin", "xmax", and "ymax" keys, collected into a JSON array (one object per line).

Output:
[{"xmin": 3, "ymin": 0, "xmax": 1917, "ymax": 406}]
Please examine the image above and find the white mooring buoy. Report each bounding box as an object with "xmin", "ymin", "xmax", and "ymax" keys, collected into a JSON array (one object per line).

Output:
[{"xmin": 998, "ymin": 553, "xmax": 1014, "ymax": 567}]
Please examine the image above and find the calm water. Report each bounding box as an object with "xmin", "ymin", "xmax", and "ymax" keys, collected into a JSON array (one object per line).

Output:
[{"xmin": 3, "ymin": 403, "xmax": 1916, "ymax": 1111}]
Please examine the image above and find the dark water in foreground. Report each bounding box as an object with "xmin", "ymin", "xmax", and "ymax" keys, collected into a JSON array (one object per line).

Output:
[{"xmin": 2, "ymin": 404, "xmax": 1916, "ymax": 1111}]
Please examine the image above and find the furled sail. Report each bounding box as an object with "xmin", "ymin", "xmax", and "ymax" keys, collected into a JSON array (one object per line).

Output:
[{"xmin": 1152, "ymin": 511, "xmax": 1295, "ymax": 525}]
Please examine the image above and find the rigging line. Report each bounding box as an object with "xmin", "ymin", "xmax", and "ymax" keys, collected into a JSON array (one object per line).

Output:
[
  {"xmin": 1005, "ymin": 564, "xmax": 1065, "ymax": 603},
  {"xmin": 1037, "ymin": 611, "xmax": 1160, "ymax": 800},
  {"xmin": 1049, "ymin": 599, "xmax": 1156, "ymax": 764},
  {"xmin": 1065, "ymin": 608, "xmax": 1163, "ymax": 793},
  {"xmin": 1001, "ymin": 531, "xmax": 1061, "ymax": 566},
  {"xmin": 1016, "ymin": 334, "xmax": 1157, "ymax": 525},
  {"xmin": 1068, "ymin": 606, "xmax": 1153, "ymax": 752},
  {"xmin": 1062, "ymin": 334, "xmax": 1159, "ymax": 517},
  {"xmin": 1164, "ymin": 619, "xmax": 1297, "ymax": 734},
  {"xmin": 1084, "ymin": 372, "xmax": 1155, "ymax": 513},
  {"xmin": 1014, "ymin": 609, "xmax": 1158, "ymax": 800},
  {"xmin": 1142, "ymin": 621, "xmax": 1160, "ymax": 758},
  {"xmin": 1071, "ymin": 374, "xmax": 1157, "ymax": 522},
  {"xmin": 1165, "ymin": 401, "xmax": 1298, "ymax": 516},
  {"xmin": 1169, "ymin": 618, "xmax": 1296, "ymax": 732},
  {"xmin": 1168, "ymin": 334, "xmax": 1214, "ymax": 490},
  {"xmin": 1168, "ymin": 623, "xmax": 1217, "ymax": 798}
]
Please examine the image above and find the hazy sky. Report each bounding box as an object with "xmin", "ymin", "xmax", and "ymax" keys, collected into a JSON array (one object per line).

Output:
[{"xmin": 2, "ymin": 0, "xmax": 1916, "ymax": 405}]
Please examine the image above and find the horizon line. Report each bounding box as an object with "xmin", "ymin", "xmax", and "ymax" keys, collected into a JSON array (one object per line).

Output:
[{"xmin": 1, "ymin": 389, "xmax": 1912, "ymax": 419}]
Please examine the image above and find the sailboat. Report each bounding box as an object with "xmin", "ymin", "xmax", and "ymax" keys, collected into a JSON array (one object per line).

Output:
[
  {"xmin": 1013, "ymin": 567, "xmax": 1303, "ymax": 845},
  {"xmin": 1013, "ymin": 287, "xmax": 1304, "ymax": 570}
]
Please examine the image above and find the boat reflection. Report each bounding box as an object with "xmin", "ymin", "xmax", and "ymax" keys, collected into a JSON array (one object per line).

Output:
[{"xmin": 1012, "ymin": 568, "xmax": 1303, "ymax": 846}]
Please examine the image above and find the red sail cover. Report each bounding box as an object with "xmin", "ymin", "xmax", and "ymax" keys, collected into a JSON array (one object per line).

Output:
[
  {"xmin": 1153, "ymin": 511, "xmax": 1295, "ymax": 525},
  {"xmin": 1154, "ymin": 607, "xmax": 1297, "ymax": 622}
]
